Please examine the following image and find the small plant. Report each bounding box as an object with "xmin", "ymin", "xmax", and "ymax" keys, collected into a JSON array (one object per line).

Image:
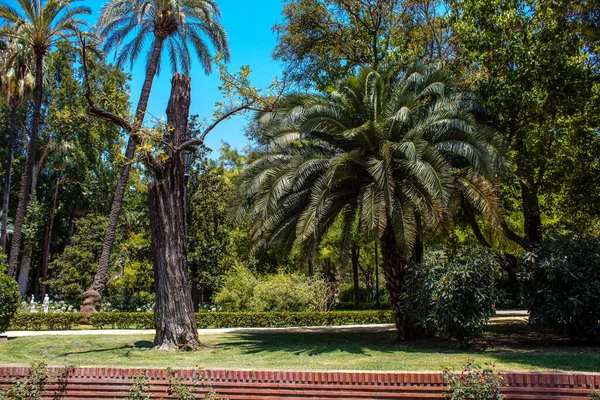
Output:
[
  {"xmin": 166, "ymin": 367, "xmax": 194, "ymax": 400},
  {"xmin": 589, "ymin": 389, "xmax": 600, "ymax": 399},
  {"xmin": 444, "ymin": 362, "xmax": 504, "ymax": 400},
  {"xmin": 125, "ymin": 371, "xmax": 151, "ymax": 400},
  {"xmin": 0, "ymin": 361, "xmax": 49, "ymax": 400}
]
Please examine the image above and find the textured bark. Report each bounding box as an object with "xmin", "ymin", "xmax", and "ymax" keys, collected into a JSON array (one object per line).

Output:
[
  {"xmin": 8, "ymin": 52, "xmax": 44, "ymax": 278},
  {"xmin": 0, "ymin": 105, "xmax": 17, "ymax": 253},
  {"xmin": 86, "ymin": 36, "xmax": 165, "ymax": 302},
  {"xmin": 39, "ymin": 176, "xmax": 60, "ymax": 298},
  {"xmin": 379, "ymin": 224, "xmax": 418, "ymax": 341},
  {"xmin": 520, "ymin": 180, "xmax": 542, "ymax": 245},
  {"xmin": 17, "ymin": 246, "xmax": 31, "ymax": 297},
  {"xmin": 351, "ymin": 244, "xmax": 360, "ymax": 305},
  {"xmin": 149, "ymin": 74, "xmax": 200, "ymax": 351}
]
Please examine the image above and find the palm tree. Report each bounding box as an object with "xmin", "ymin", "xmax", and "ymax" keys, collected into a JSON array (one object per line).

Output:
[
  {"xmin": 236, "ymin": 66, "xmax": 503, "ymax": 339},
  {"xmin": 0, "ymin": 38, "xmax": 34, "ymax": 253},
  {"xmin": 86, "ymin": 0, "xmax": 230, "ymax": 301},
  {"xmin": 0, "ymin": 0, "xmax": 90, "ymax": 278}
]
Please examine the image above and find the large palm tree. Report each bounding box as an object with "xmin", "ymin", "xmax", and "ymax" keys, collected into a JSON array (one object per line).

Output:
[
  {"xmin": 0, "ymin": 0, "xmax": 90, "ymax": 278},
  {"xmin": 236, "ymin": 66, "xmax": 503, "ymax": 339},
  {"xmin": 86, "ymin": 0, "xmax": 230, "ymax": 301},
  {"xmin": 0, "ymin": 39, "xmax": 34, "ymax": 253}
]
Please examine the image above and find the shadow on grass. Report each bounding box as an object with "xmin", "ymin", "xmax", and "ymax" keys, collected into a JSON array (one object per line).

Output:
[
  {"xmin": 217, "ymin": 326, "xmax": 600, "ymax": 371},
  {"xmin": 57, "ymin": 340, "xmax": 154, "ymax": 357}
]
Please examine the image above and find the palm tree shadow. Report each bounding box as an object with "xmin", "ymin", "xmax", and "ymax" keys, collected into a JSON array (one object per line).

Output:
[
  {"xmin": 220, "ymin": 330, "xmax": 405, "ymax": 357},
  {"xmin": 58, "ymin": 340, "xmax": 154, "ymax": 356}
]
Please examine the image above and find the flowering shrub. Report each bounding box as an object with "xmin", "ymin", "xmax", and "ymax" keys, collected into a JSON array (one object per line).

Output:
[
  {"xmin": 444, "ymin": 363, "xmax": 504, "ymax": 400},
  {"xmin": 18, "ymin": 299, "xmax": 78, "ymax": 313}
]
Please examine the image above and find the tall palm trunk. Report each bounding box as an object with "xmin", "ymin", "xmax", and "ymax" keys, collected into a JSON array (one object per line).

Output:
[
  {"xmin": 8, "ymin": 52, "xmax": 43, "ymax": 278},
  {"xmin": 39, "ymin": 174, "xmax": 60, "ymax": 298},
  {"xmin": 379, "ymin": 223, "xmax": 420, "ymax": 341},
  {"xmin": 85, "ymin": 37, "xmax": 165, "ymax": 302},
  {"xmin": 0, "ymin": 105, "xmax": 17, "ymax": 253}
]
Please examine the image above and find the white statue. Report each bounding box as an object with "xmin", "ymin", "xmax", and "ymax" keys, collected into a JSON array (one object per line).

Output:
[
  {"xmin": 29, "ymin": 295, "xmax": 36, "ymax": 313},
  {"xmin": 43, "ymin": 294, "xmax": 50, "ymax": 313}
]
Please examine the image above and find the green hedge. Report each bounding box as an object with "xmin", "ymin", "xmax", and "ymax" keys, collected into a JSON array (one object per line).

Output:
[
  {"xmin": 9, "ymin": 311, "xmax": 394, "ymax": 330},
  {"xmin": 9, "ymin": 313, "xmax": 84, "ymax": 331}
]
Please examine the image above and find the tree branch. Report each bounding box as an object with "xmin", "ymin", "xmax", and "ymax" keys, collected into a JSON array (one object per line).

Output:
[
  {"xmin": 174, "ymin": 105, "xmax": 252, "ymax": 153},
  {"xmin": 501, "ymin": 220, "xmax": 530, "ymax": 250}
]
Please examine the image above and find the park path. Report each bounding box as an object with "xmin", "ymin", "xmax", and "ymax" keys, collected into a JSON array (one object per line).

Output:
[{"xmin": 4, "ymin": 310, "xmax": 527, "ymax": 338}]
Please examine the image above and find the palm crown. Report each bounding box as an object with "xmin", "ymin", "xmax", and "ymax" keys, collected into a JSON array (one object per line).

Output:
[
  {"xmin": 0, "ymin": 0, "xmax": 90, "ymax": 56},
  {"xmin": 237, "ymin": 66, "xmax": 503, "ymax": 259},
  {"xmin": 97, "ymin": 0, "xmax": 231, "ymax": 75}
]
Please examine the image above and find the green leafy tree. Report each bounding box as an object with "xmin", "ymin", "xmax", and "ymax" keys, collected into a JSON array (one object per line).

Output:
[
  {"xmin": 450, "ymin": 0, "xmax": 600, "ymax": 248},
  {"xmin": 0, "ymin": 0, "xmax": 90, "ymax": 278},
  {"xmin": 273, "ymin": 0, "xmax": 451, "ymax": 89},
  {"xmin": 86, "ymin": 0, "xmax": 231, "ymax": 302},
  {"xmin": 0, "ymin": 38, "xmax": 34, "ymax": 253},
  {"xmin": 236, "ymin": 66, "xmax": 502, "ymax": 339},
  {"xmin": 46, "ymin": 213, "xmax": 108, "ymax": 301}
]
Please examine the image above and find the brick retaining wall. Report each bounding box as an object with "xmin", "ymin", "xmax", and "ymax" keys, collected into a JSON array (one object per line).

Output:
[{"xmin": 1, "ymin": 366, "xmax": 599, "ymax": 399}]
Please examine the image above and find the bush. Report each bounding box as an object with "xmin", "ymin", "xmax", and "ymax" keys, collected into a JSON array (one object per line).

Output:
[
  {"xmin": 213, "ymin": 263, "xmax": 257, "ymax": 311},
  {"xmin": 0, "ymin": 256, "xmax": 20, "ymax": 333},
  {"xmin": 214, "ymin": 265, "xmax": 332, "ymax": 312},
  {"xmin": 9, "ymin": 312, "xmax": 84, "ymax": 331},
  {"xmin": 88, "ymin": 310, "xmax": 393, "ymax": 330},
  {"xmin": 590, "ymin": 390, "xmax": 600, "ymax": 400},
  {"xmin": 251, "ymin": 271, "xmax": 330, "ymax": 312},
  {"xmin": 403, "ymin": 247, "xmax": 499, "ymax": 343},
  {"xmin": 444, "ymin": 363, "xmax": 504, "ymax": 400},
  {"xmin": 332, "ymin": 302, "xmax": 390, "ymax": 311},
  {"xmin": 521, "ymin": 232, "xmax": 600, "ymax": 342}
]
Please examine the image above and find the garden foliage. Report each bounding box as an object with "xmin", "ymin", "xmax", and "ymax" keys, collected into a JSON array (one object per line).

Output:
[
  {"xmin": 444, "ymin": 363, "xmax": 504, "ymax": 400},
  {"xmin": 0, "ymin": 255, "xmax": 20, "ymax": 333},
  {"xmin": 521, "ymin": 232, "xmax": 600, "ymax": 342},
  {"xmin": 403, "ymin": 247, "xmax": 499, "ymax": 343},
  {"xmin": 214, "ymin": 264, "xmax": 331, "ymax": 312}
]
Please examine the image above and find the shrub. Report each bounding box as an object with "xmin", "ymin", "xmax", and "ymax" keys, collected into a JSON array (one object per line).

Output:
[
  {"xmin": 251, "ymin": 271, "xmax": 329, "ymax": 312},
  {"xmin": 88, "ymin": 310, "xmax": 393, "ymax": 330},
  {"xmin": 214, "ymin": 265, "xmax": 332, "ymax": 312},
  {"xmin": 521, "ymin": 232, "xmax": 600, "ymax": 342},
  {"xmin": 590, "ymin": 390, "xmax": 600, "ymax": 400},
  {"xmin": 0, "ymin": 257, "xmax": 20, "ymax": 333},
  {"xmin": 9, "ymin": 312, "xmax": 84, "ymax": 331},
  {"xmin": 444, "ymin": 363, "xmax": 504, "ymax": 400},
  {"xmin": 403, "ymin": 247, "xmax": 499, "ymax": 343},
  {"xmin": 213, "ymin": 263, "xmax": 257, "ymax": 311}
]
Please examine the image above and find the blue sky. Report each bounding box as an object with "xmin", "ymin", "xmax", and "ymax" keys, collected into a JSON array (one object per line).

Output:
[{"xmin": 9, "ymin": 0, "xmax": 285, "ymax": 157}]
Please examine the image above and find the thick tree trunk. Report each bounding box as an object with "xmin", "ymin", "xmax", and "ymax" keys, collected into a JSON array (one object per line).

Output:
[
  {"xmin": 85, "ymin": 37, "xmax": 166, "ymax": 305},
  {"xmin": 149, "ymin": 74, "xmax": 200, "ymax": 351},
  {"xmin": 39, "ymin": 176, "xmax": 60, "ymax": 298},
  {"xmin": 352, "ymin": 244, "xmax": 360, "ymax": 305},
  {"xmin": 520, "ymin": 180, "xmax": 542, "ymax": 245},
  {"xmin": 8, "ymin": 52, "xmax": 44, "ymax": 277},
  {"xmin": 0, "ymin": 105, "xmax": 17, "ymax": 253},
  {"xmin": 379, "ymin": 224, "xmax": 418, "ymax": 341},
  {"xmin": 17, "ymin": 246, "xmax": 31, "ymax": 297}
]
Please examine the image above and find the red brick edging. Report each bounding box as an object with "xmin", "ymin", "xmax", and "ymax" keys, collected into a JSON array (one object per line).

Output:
[{"xmin": 1, "ymin": 366, "xmax": 599, "ymax": 399}]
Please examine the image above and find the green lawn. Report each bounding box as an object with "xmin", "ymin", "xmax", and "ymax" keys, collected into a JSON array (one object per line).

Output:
[{"xmin": 1, "ymin": 319, "xmax": 599, "ymax": 372}]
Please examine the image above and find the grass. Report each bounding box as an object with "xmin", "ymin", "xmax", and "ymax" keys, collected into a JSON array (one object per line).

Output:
[{"xmin": 0, "ymin": 318, "xmax": 599, "ymax": 372}]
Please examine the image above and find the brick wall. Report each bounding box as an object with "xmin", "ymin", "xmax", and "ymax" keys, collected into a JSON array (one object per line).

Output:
[{"xmin": 1, "ymin": 366, "xmax": 599, "ymax": 399}]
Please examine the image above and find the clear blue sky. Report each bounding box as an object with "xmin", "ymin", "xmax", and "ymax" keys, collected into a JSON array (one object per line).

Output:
[{"xmin": 9, "ymin": 0, "xmax": 285, "ymax": 157}]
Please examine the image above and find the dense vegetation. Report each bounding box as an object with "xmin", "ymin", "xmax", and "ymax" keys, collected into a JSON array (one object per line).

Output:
[{"xmin": 0, "ymin": 0, "xmax": 598, "ymax": 349}]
